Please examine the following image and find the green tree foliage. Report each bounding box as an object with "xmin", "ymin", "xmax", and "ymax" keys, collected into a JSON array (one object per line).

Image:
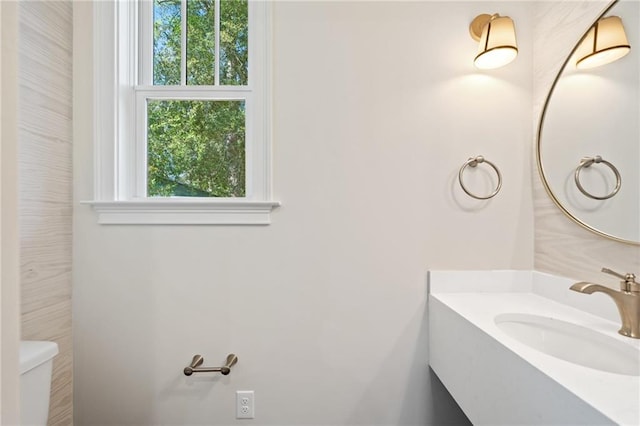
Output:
[
  {"xmin": 149, "ymin": 0, "xmax": 248, "ymax": 197},
  {"xmin": 153, "ymin": 0, "xmax": 181, "ymax": 85},
  {"xmin": 220, "ymin": 0, "xmax": 248, "ymax": 84}
]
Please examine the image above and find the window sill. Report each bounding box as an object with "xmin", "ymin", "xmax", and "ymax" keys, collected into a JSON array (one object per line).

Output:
[{"xmin": 83, "ymin": 199, "xmax": 281, "ymax": 225}]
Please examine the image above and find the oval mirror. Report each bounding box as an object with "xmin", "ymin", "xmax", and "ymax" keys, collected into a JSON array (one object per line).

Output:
[{"xmin": 537, "ymin": 0, "xmax": 639, "ymax": 244}]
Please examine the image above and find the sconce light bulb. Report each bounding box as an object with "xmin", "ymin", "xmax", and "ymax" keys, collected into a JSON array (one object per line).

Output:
[
  {"xmin": 576, "ymin": 45, "xmax": 630, "ymax": 69},
  {"xmin": 474, "ymin": 47, "xmax": 518, "ymax": 69}
]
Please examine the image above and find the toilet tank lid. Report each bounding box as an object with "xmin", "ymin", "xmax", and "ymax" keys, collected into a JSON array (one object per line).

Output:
[{"xmin": 19, "ymin": 341, "xmax": 59, "ymax": 375}]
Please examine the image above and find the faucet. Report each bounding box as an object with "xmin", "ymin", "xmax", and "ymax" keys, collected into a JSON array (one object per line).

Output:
[{"xmin": 570, "ymin": 267, "xmax": 640, "ymax": 339}]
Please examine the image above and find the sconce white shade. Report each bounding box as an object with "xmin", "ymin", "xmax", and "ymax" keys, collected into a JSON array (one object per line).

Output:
[
  {"xmin": 470, "ymin": 14, "xmax": 518, "ymax": 70},
  {"xmin": 576, "ymin": 16, "xmax": 630, "ymax": 69}
]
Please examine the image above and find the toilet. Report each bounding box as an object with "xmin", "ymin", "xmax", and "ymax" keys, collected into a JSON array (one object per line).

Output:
[{"xmin": 19, "ymin": 341, "xmax": 59, "ymax": 426}]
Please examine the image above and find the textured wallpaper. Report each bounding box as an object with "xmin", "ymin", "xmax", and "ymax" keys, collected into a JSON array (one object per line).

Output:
[{"xmin": 19, "ymin": 2, "xmax": 73, "ymax": 425}]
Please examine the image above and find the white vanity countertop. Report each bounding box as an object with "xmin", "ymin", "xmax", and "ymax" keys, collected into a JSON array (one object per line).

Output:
[{"xmin": 429, "ymin": 270, "xmax": 640, "ymax": 426}]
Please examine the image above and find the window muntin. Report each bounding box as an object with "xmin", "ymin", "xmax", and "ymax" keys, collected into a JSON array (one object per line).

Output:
[{"xmin": 150, "ymin": 0, "xmax": 248, "ymax": 87}]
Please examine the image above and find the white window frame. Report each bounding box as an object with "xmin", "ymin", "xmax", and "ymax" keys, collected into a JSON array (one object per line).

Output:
[{"xmin": 86, "ymin": 0, "xmax": 279, "ymax": 225}]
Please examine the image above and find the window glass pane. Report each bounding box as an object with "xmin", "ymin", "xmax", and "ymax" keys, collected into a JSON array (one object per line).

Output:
[
  {"xmin": 153, "ymin": 0, "xmax": 182, "ymax": 85},
  {"xmin": 147, "ymin": 100, "xmax": 246, "ymax": 197},
  {"xmin": 187, "ymin": 0, "xmax": 216, "ymax": 85},
  {"xmin": 220, "ymin": 0, "xmax": 248, "ymax": 85}
]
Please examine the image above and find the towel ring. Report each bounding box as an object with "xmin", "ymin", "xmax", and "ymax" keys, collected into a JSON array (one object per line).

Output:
[
  {"xmin": 574, "ymin": 155, "xmax": 621, "ymax": 200},
  {"xmin": 458, "ymin": 155, "xmax": 502, "ymax": 200}
]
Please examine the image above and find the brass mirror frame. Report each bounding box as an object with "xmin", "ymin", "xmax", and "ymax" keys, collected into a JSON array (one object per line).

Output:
[{"xmin": 536, "ymin": 0, "xmax": 639, "ymax": 246}]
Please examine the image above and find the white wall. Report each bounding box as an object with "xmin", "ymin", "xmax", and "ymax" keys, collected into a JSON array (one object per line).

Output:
[{"xmin": 73, "ymin": 1, "xmax": 533, "ymax": 425}]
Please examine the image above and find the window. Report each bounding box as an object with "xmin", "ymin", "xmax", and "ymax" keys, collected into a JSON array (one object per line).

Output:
[{"xmin": 88, "ymin": 0, "xmax": 278, "ymax": 224}]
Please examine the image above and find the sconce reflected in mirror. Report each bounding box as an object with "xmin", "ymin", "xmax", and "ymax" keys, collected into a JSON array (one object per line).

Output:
[
  {"xmin": 469, "ymin": 13, "xmax": 518, "ymax": 69},
  {"xmin": 575, "ymin": 16, "xmax": 630, "ymax": 69}
]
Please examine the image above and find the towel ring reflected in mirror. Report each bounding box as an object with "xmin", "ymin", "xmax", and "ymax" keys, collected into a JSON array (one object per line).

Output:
[
  {"xmin": 458, "ymin": 155, "xmax": 503, "ymax": 200},
  {"xmin": 574, "ymin": 155, "xmax": 622, "ymax": 200},
  {"xmin": 536, "ymin": 0, "xmax": 639, "ymax": 245}
]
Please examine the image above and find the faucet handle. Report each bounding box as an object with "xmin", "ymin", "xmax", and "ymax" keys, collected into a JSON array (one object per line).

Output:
[
  {"xmin": 601, "ymin": 267, "xmax": 628, "ymax": 280},
  {"xmin": 601, "ymin": 267, "xmax": 638, "ymax": 291}
]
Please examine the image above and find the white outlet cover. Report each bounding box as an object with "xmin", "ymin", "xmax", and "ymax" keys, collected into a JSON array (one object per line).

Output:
[{"xmin": 236, "ymin": 390, "xmax": 255, "ymax": 419}]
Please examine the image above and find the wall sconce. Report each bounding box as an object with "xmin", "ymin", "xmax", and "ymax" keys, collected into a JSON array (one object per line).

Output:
[
  {"xmin": 575, "ymin": 16, "xmax": 630, "ymax": 69},
  {"xmin": 469, "ymin": 13, "xmax": 518, "ymax": 69}
]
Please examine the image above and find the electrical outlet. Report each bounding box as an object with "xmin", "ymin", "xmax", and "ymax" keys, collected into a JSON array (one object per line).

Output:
[{"xmin": 236, "ymin": 391, "xmax": 255, "ymax": 419}]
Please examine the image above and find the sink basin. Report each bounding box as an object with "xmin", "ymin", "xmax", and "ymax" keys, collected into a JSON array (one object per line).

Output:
[{"xmin": 495, "ymin": 313, "xmax": 640, "ymax": 376}]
